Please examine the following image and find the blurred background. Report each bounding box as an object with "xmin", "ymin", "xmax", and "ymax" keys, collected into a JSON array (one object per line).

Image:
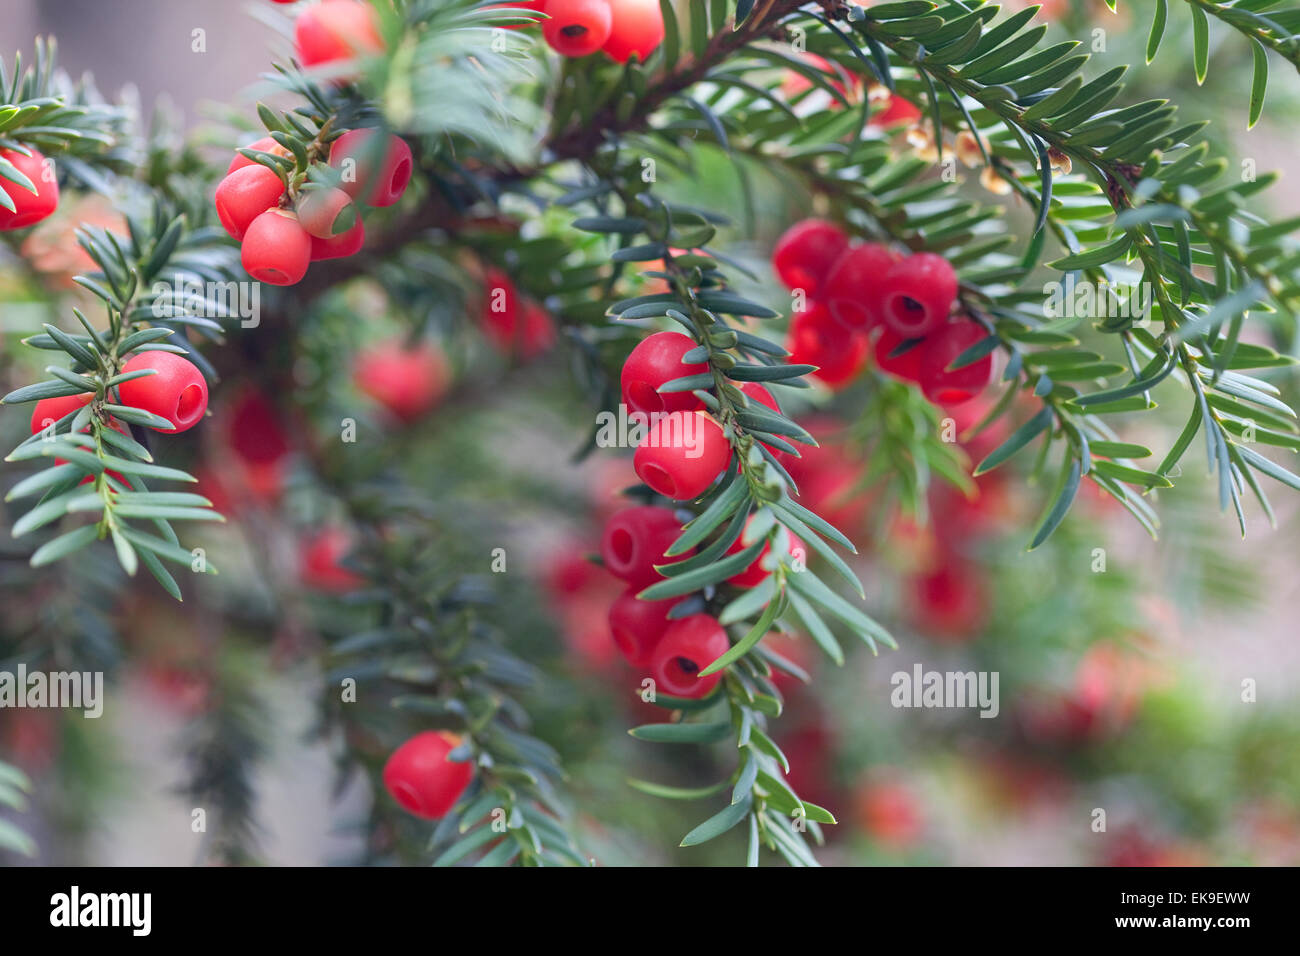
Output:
[{"xmin": 1, "ymin": 0, "xmax": 1298, "ymax": 866}]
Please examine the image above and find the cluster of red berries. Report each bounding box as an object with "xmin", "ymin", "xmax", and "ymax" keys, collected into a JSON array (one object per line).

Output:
[
  {"xmin": 620, "ymin": 331, "xmax": 736, "ymax": 500},
  {"xmin": 477, "ymin": 268, "xmax": 557, "ymax": 360},
  {"xmin": 215, "ymin": 128, "xmax": 411, "ymax": 286},
  {"xmin": 382, "ymin": 730, "xmax": 474, "ymax": 820},
  {"xmin": 0, "ymin": 146, "xmax": 59, "ymax": 231},
  {"xmin": 774, "ymin": 218, "xmax": 993, "ymax": 405},
  {"xmin": 504, "ymin": 0, "xmax": 663, "ymax": 62}
]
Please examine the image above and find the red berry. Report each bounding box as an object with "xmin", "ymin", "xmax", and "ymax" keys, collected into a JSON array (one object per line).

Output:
[
  {"xmin": 544, "ymin": 0, "xmax": 612, "ymax": 57},
  {"xmin": 608, "ymin": 587, "xmax": 677, "ymax": 667},
  {"xmin": 0, "ymin": 147, "xmax": 59, "ymax": 231},
  {"xmin": 117, "ymin": 351, "xmax": 209, "ymax": 433},
  {"xmin": 620, "ymin": 331, "xmax": 707, "ymax": 416},
  {"xmin": 294, "ymin": 0, "xmax": 385, "ymax": 67},
  {"xmin": 869, "ymin": 94, "xmax": 922, "ymax": 128},
  {"xmin": 647, "ymin": 614, "xmax": 730, "ymax": 699},
  {"xmin": 879, "ymin": 252, "xmax": 958, "ymax": 338},
  {"xmin": 905, "ymin": 557, "xmax": 988, "ymax": 641},
  {"xmin": 226, "ymin": 136, "xmax": 286, "ymax": 176},
  {"xmin": 821, "ymin": 242, "xmax": 899, "ymax": 330},
  {"xmin": 917, "ymin": 318, "xmax": 993, "ymax": 406},
  {"xmin": 29, "ymin": 393, "xmax": 92, "ymax": 435},
  {"xmin": 634, "ymin": 410, "xmax": 731, "ymax": 500},
  {"xmin": 296, "ymin": 185, "xmax": 357, "ymax": 238},
  {"xmin": 328, "ymin": 129, "xmax": 412, "ymax": 207},
  {"xmin": 310, "ymin": 216, "xmax": 365, "ymax": 260},
  {"xmin": 478, "ymin": 271, "xmax": 556, "ymax": 359},
  {"xmin": 724, "ymin": 518, "xmax": 800, "ymax": 588},
  {"xmin": 600, "ymin": 505, "xmax": 691, "ymax": 588},
  {"xmin": 382, "ymin": 731, "xmax": 473, "ymax": 820},
  {"xmin": 785, "ymin": 304, "xmax": 869, "ymax": 389},
  {"xmin": 241, "ymin": 209, "xmax": 312, "ymax": 285},
  {"xmin": 353, "ymin": 341, "xmax": 451, "ymax": 423},
  {"xmin": 223, "ymin": 388, "xmax": 291, "ymax": 467},
  {"xmin": 771, "ymin": 219, "xmax": 849, "ymax": 296},
  {"xmin": 602, "ymin": 0, "xmax": 665, "ymax": 63},
  {"xmin": 873, "ymin": 326, "xmax": 926, "ymax": 383},
  {"xmin": 300, "ymin": 527, "xmax": 365, "ymax": 591},
  {"xmin": 215, "ymin": 164, "xmax": 285, "ymax": 241}
]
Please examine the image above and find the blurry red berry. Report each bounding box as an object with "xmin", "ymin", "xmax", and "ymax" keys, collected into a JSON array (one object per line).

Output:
[
  {"xmin": 382, "ymin": 731, "xmax": 473, "ymax": 820},
  {"xmin": 478, "ymin": 271, "xmax": 555, "ymax": 359},
  {"xmin": 328, "ymin": 129, "xmax": 412, "ymax": 207},
  {"xmin": 353, "ymin": 341, "xmax": 451, "ymax": 423},
  {"xmin": 821, "ymin": 242, "xmax": 899, "ymax": 330},
  {"xmin": 241, "ymin": 209, "xmax": 312, "ymax": 285},
  {"xmin": 602, "ymin": 0, "xmax": 665, "ymax": 63},
  {"xmin": 905, "ymin": 556, "xmax": 988, "ymax": 641},
  {"xmin": 0, "ymin": 148, "xmax": 59, "ymax": 230},
  {"xmin": 620, "ymin": 331, "xmax": 707, "ymax": 416},
  {"xmin": 600, "ymin": 505, "xmax": 691, "ymax": 588},
  {"xmin": 310, "ymin": 215, "xmax": 365, "ymax": 260},
  {"xmin": 785, "ymin": 304, "xmax": 870, "ymax": 389},
  {"xmin": 214, "ymin": 163, "xmax": 285, "ymax": 241},
  {"xmin": 918, "ymin": 318, "xmax": 993, "ymax": 407},
  {"xmin": 771, "ymin": 218, "xmax": 849, "ymax": 296},
  {"xmin": 300, "ymin": 527, "xmax": 365, "ymax": 592},
  {"xmin": 295, "ymin": 0, "xmax": 385, "ymax": 67},
  {"xmin": 879, "ymin": 252, "xmax": 958, "ymax": 338},
  {"xmin": 608, "ymin": 587, "xmax": 677, "ymax": 667},
  {"xmin": 116, "ymin": 351, "xmax": 209, "ymax": 433},
  {"xmin": 544, "ymin": 0, "xmax": 612, "ymax": 57},
  {"xmin": 296, "ymin": 185, "xmax": 358, "ymax": 238},
  {"xmin": 869, "ymin": 94, "xmax": 922, "ymax": 128},
  {"xmin": 855, "ymin": 777, "xmax": 924, "ymax": 849},
  {"xmin": 634, "ymin": 410, "xmax": 731, "ymax": 500},
  {"xmin": 647, "ymin": 614, "xmax": 730, "ymax": 699},
  {"xmin": 224, "ymin": 388, "xmax": 291, "ymax": 466}
]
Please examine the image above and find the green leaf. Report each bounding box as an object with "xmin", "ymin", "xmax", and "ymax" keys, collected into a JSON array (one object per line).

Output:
[
  {"xmin": 627, "ymin": 778, "xmax": 728, "ymax": 800},
  {"xmin": 1146, "ymin": 0, "xmax": 1167, "ymax": 63},
  {"xmin": 1191, "ymin": 6, "xmax": 1209, "ymax": 83},
  {"xmin": 975, "ymin": 406, "xmax": 1052, "ymax": 475},
  {"xmin": 1248, "ymin": 39, "xmax": 1267, "ymax": 130},
  {"xmin": 628, "ymin": 722, "xmax": 731, "ymax": 744},
  {"xmin": 30, "ymin": 524, "xmax": 99, "ymax": 567},
  {"xmin": 638, "ymin": 540, "xmax": 763, "ymax": 600},
  {"xmin": 699, "ymin": 595, "xmax": 781, "ymax": 676},
  {"xmin": 1028, "ymin": 455, "xmax": 1081, "ymax": 551},
  {"xmin": 680, "ymin": 796, "xmax": 751, "ymax": 847}
]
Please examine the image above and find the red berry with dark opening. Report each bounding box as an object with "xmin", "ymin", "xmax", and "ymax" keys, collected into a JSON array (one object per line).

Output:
[
  {"xmin": 918, "ymin": 318, "xmax": 993, "ymax": 406},
  {"xmin": 310, "ymin": 216, "xmax": 365, "ymax": 260},
  {"xmin": 328, "ymin": 129, "xmax": 413, "ymax": 207},
  {"xmin": 0, "ymin": 148, "xmax": 59, "ymax": 231},
  {"xmin": 879, "ymin": 252, "xmax": 958, "ymax": 338},
  {"xmin": 214, "ymin": 163, "xmax": 285, "ymax": 241},
  {"xmin": 353, "ymin": 341, "xmax": 451, "ymax": 423},
  {"xmin": 294, "ymin": 0, "xmax": 385, "ymax": 67},
  {"xmin": 602, "ymin": 0, "xmax": 665, "ymax": 63},
  {"xmin": 620, "ymin": 331, "xmax": 707, "ymax": 416},
  {"xmin": 648, "ymin": 614, "xmax": 730, "ymax": 699},
  {"xmin": 544, "ymin": 0, "xmax": 612, "ymax": 57},
  {"xmin": 785, "ymin": 304, "xmax": 869, "ymax": 389},
  {"xmin": 771, "ymin": 219, "xmax": 848, "ymax": 296},
  {"xmin": 226, "ymin": 136, "xmax": 287, "ymax": 175},
  {"xmin": 822, "ymin": 242, "xmax": 899, "ymax": 330},
  {"xmin": 600, "ymin": 505, "xmax": 691, "ymax": 588},
  {"xmin": 874, "ymin": 326, "xmax": 926, "ymax": 383},
  {"xmin": 382, "ymin": 731, "xmax": 473, "ymax": 820},
  {"xmin": 242, "ymin": 209, "xmax": 312, "ymax": 285},
  {"xmin": 29, "ymin": 393, "xmax": 92, "ymax": 435},
  {"xmin": 296, "ymin": 185, "xmax": 358, "ymax": 238},
  {"xmin": 116, "ymin": 351, "xmax": 209, "ymax": 433},
  {"xmin": 300, "ymin": 527, "xmax": 365, "ymax": 592},
  {"xmin": 608, "ymin": 587, "xmax": 677, "ymax": 667},
  {"xmin": 634, "ymin": 410, "xmax": 731, "ymax": 500}
]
